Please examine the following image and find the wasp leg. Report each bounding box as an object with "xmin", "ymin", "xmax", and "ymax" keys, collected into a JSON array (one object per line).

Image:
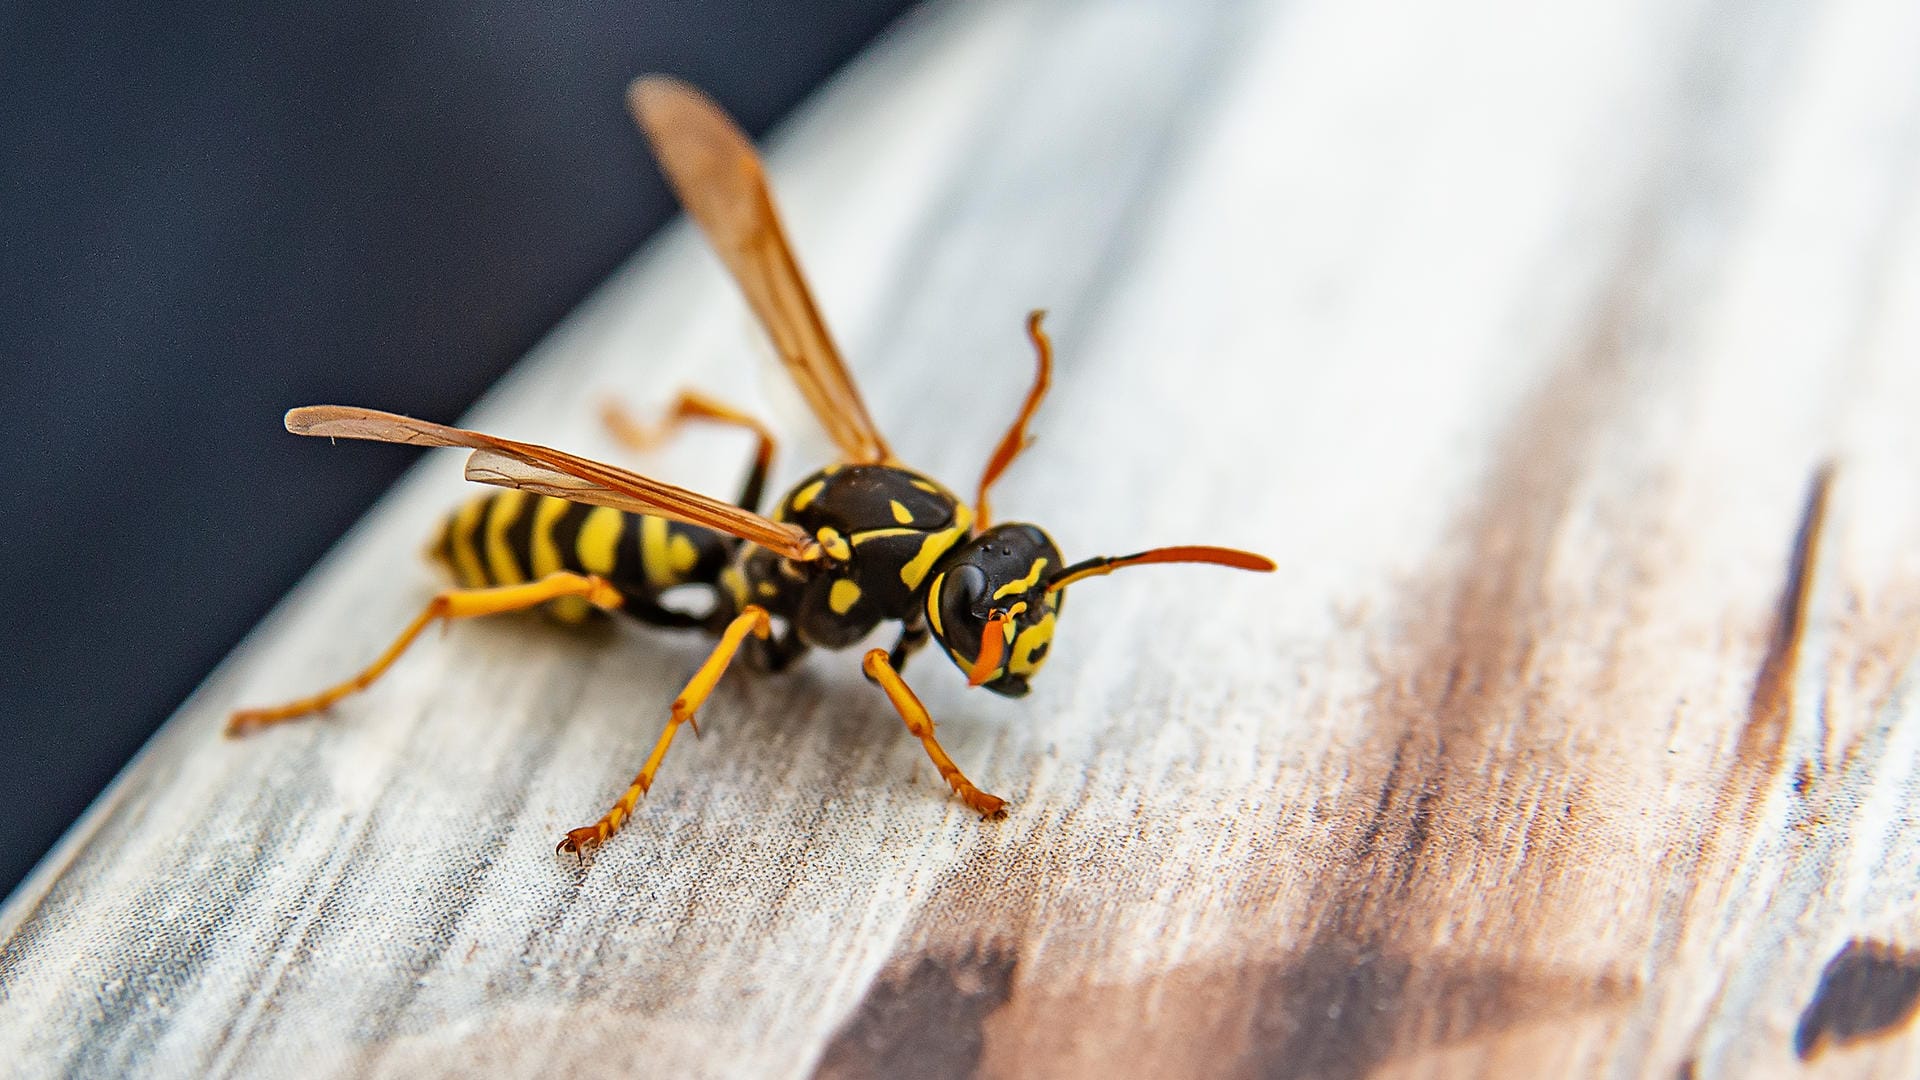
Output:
[
  {"xmin": 558, "ymin": 604, "xmax": 771, "ymax": 857},
  {"xmin": 601, "ymin": 389, "xmax": 777, "ymax": 512},
  {"xmin": 861, "ymin": 650, "xmax": 1007, "ymax": 818},
  {"xmin": 744, "ymin": 620, "xmax": 809, "ymax": 674},
  {"xmin": 888, "ymin": 619, "xmax": 930, "ymax": 672},
  {"xmin": 973, "ymin": 310, "xmax": 1053, "ymax": 529},
  {"xmin": 228, "ymin": 572, "xmax": 623, "ymax": 734}
]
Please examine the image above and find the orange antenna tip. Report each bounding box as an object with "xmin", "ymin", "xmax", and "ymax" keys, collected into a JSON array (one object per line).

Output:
[{"xmin": 1044, "ymin": 545, "xmax": 1275, "ymax": 593}]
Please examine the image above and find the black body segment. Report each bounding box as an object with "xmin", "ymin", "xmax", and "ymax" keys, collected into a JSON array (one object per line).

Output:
[{"xmin": 727, "ymin": 464, "xmax": 974, "ymax": 650}]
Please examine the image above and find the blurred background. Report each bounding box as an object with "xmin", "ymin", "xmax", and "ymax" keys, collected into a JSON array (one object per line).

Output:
[{"xmin": 0, "ymin": 0, "xmax": 922, "ymax": 898}]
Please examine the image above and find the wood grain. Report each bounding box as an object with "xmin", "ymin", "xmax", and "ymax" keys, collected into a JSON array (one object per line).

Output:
[{"xmin": 7, "ymin": 0, "xmax": 1920, "ymax": 1076}]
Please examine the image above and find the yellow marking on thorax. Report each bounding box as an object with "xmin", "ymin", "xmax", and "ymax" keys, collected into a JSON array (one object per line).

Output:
[
  {"xmin": 816, "ymin": 527, "xmax": 852, "ymax": 562},
  {"xmin": 993, "ymin": 558, "xmax": 1050, "ymax": 600},
  {"xmin": 889, "ymin": 499, "xmax": 914, "ymax": 525},
  {"xmin": 1010, "ymin": 611, "xmax": 1057, "ymax": 676},
  {"xmin": 483, "ymin": 490, "xmax": 528, "ymax": 585},
  {"xmin": 757, "ymin": 580, "xmax": 778, "ymax": 599},
  {"xmin": 577, "ymin": 506, "xmax": 625, "ymax": 575},
  {"xmin": 900, "ymin": 503, "xmax": 973, "ymax": 592},
  {"xmin": 850, "ymin": 526, "xmax": 920, "ymax": 545},
  {"xmin": 829, "ymin": 579, "xmax": 863, "ymax": 615},
  {"xmin": 910, "ymin": 479, "xmax": 940, "ymax": 494},
  {"xmin": 790, "ymin": 478, "xmax": 826, "ymax": 513},
  {"xmin": 448, "ymin": 496, "xmax": 489, "ymax": 587}
]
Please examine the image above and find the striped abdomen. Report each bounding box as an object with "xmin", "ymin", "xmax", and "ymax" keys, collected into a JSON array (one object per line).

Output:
[{"xmin": 428, "ymin": 491, "xmax": 732, "ymax": 623}]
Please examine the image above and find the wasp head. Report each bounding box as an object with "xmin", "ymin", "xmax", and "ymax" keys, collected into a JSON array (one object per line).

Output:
[{"xmin": 927, "ymin": 524, "xmax": 1064, "ymax": 697}]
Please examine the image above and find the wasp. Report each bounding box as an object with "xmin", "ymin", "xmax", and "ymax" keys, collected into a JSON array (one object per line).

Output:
[{"xmin": 230, "ymin": 76, "xmax": 1275, "ymax": 855}]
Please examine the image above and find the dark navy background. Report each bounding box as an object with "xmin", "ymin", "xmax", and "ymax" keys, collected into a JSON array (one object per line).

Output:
[{"xmin": 0, "ymin": 1, "xmax": 921, "ymax": 898}]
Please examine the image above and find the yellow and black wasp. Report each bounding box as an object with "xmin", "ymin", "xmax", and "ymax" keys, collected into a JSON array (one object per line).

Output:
[{"xmin": 230, "ymin": 76, "xmax": 1275, "ymax": 855}]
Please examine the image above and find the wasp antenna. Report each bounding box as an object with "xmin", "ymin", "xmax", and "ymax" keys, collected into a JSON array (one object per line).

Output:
[
  {"xmin": 974, "ymin": 310, "xmax": 1054, "ymax": 528},
  {"xmin": 1044, "ymin": 545, "xmax": 1275, "ymax": 593}
]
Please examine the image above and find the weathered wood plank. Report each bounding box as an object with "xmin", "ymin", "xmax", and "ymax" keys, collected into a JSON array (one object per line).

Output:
[{"xmin": 6, "ymin": 0, "xmax": 1920, "ymax": 1077}]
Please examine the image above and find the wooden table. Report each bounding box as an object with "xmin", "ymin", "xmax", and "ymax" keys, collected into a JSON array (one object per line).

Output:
[{"xmin": 7, "ymin": 0, "xmax": 1920, "ymax": 1076}]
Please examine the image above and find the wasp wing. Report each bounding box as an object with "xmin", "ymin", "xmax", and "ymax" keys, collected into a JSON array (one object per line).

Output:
[
  {"xmin": 458, "ymin": 450, "xmax": 814, "ymax": 558},
  {"xmin": 629, "ymin": 75, "xmax": 894, "ymax": 465},
  {"xmin": 286, "ymin": 405, "xmax": 818, "ymax": 560}
]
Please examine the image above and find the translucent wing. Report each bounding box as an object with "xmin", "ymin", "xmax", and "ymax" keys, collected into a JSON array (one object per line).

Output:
[
  {"xmin": 287, "ymin": 406, "xmax": 819, "ymax": 560},
  {"xmin": 630, "ymin": 75, "xmax": 894, "ymax": 465}
]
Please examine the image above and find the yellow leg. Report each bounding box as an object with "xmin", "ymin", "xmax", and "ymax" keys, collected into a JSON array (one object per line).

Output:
[
  {"xmin": 602, "ymin": 389, "xmax": 774, "ymax": 472},
  {"xmin": 602, "ymin": 389, "xmax": 778, "ymax": 512},
  {"xmin": 558, "ymin": 605, "xmax": 771, "ymax": 857},
  {"xmin": 861, "ymin": 650, "xmax": 1008, "ymax": 818},
  {"xmin": 227, "ymin": 572, "xmax": 623, "ymax": 735}
]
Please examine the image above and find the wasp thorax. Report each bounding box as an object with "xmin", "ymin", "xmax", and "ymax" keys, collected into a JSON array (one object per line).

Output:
[{"xmin": 929, "ymin": 523, "xmax": 1064, "ymax": 697}]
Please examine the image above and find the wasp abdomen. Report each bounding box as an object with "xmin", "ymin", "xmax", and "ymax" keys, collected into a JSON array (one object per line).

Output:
[{"xmin": 429, "ymin": 491, "xmax": 730, "ymax": 622}]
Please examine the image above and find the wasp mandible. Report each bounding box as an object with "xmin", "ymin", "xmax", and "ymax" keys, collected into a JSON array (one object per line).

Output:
[{"xmin": 231, "ymin": 77, "xmax": 1275, "ymax": 856}]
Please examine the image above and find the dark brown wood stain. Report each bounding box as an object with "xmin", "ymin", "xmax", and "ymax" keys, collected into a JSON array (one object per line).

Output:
[
  {"xmin": 1794, "ymin": 940, "xmax": 1920, "ymax": 1059},
  {"xmin": 1224, "ymin": 302, "xmax": 1642, "ymax": 1076},
  {"xmin": 1236, "ymin": 944, "xmax": 1634, "ymax": 1080},
  {"xmin": 813, "ymin": 944, "xmax": 1018, "ymax": 1080},
  {"xmin": 1738, "ymin": 465, "xmax": 1833, "ymax": 794}
]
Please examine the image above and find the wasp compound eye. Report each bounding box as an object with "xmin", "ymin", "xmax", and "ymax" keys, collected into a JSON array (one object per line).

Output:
[{"xmin": 938, "ymin": 564, "xmax": 991, "ymax": 660}]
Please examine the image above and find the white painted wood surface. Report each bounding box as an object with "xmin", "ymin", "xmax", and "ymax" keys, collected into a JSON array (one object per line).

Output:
[{"xmin": 7, "ymin": 0, "xmax": 1920, "ymax": 1076}]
